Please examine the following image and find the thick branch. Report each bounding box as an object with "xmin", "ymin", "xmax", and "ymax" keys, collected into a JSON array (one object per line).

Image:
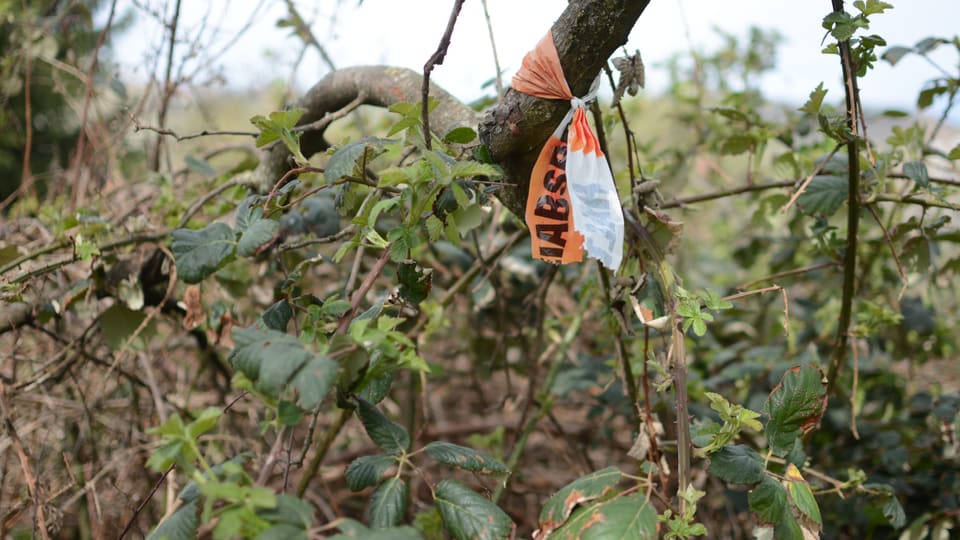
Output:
[
  {"xmin": 479, "ymin": 0, "xmax": 651, "ymax": 216},
  {"xmin": 249, "ymin": 66, "xmax": 476, "ymax": 192}
]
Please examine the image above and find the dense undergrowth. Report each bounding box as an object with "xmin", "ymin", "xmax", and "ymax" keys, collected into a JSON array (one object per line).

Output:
[{"xmin": 1, "ymin": 1, "xmax": 959, "ymax": 539}]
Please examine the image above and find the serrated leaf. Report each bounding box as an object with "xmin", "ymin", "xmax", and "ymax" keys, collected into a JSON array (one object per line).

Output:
[
  {"xmin": 784, "ymin": 464, "xmax": 822, "ymax": 525},
  {"xmin": 356, "ymin": 398, "xmax": 410, "ymax": 453},
  {"xmin": 881, "ymin": 494, "xmax": 906, "ymax": 528},
  {"xmin": 171, "ymin": 223, "xmax": 236, "ymax": 283},
  {"xmin": 186, "ymin": 407, "xmax": 222, "ymax": 439},
  {"xmin": 238, "ymin": 218, "xmax": 279, "ymax": 257},
  {"xmin": 764, "ymin": 365, "xmax": 828, "ymax": 456},
  {"xmin": 450, "ymin": 161, "xmax": 501, "ymax": 179},
  {"xmin": 370, "ymin": 477, "xmax": 408, "ymax": 528},
  {"xmin": 435, "ymin": 479, "xmax": 513, "ymax": 540},
  {"xmin": 346, "ymin": 454, "xmax": 396, "ymax": 492},
  {"xmin": 184, "ymin": 155, "xmax": 217, "ymax": 179},
  {"xmin": 278, "ymin": 400, "xmax": 303, "ymax": 426},
  {"xmin": 443, "ymin": 127, "xmax": 477, "ymax": 144},
  {"xmin": 796, "ymin": 175, "xmax": 847, "ymax": 215},
  {"xmin": 425, "ymin": 215, "xmax": 443, "ymax": 242},
  {"xmin": 903, "ymin": 161, "xmax": 929, "ymax": 188},
  {"xmin": 147, "ymin": 499, "xmax": 198, "ymax": 540},
  {"xmin": 229, "ymin": 326, "xmax": 337, "ymax": 409},
  {"xmin": 398, "ymin": 262, "xmax": 432, "ymax": 306},
  {"xmin": 799, "ymin": 83, "xmax": 827, "ymax": 114},
  {"xmin": 422, "ymin": 441, "xmax": 508, "ymax": 474},
  {"xmin": 546, "ymin": 492, "xmax": 657, "ymax": 540},
  {"xmin": 257, "ymin": 494, "xmax": 314, "ymax": 529},
  {"xmin": 720, "ymin": 134, "xmax": 755, "ymax": 155},
  {"xmin": 749, "ymin": 475, "xmax": 788, "ymax": 525},
  {"xmin": 708, "ymin": 444, "xmax": 765, "ymax": 484},
  {"xmin": 324, "ymin": 138, "xmax": 391, "ymax": 184},
  {"xmin": 536, "ymin": 467, "xmax": 622, "ymax": 537}
]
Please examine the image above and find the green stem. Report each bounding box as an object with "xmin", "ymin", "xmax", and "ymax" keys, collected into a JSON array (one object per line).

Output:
[{"xmin": 296, "ymin": 408, "xmax": 351, "ymax": 497}]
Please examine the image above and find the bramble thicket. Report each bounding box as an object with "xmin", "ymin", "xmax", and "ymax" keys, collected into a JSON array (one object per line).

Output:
[{"xmin": 0, "ymin": 1, "xmax": 958, "ymax": 539}]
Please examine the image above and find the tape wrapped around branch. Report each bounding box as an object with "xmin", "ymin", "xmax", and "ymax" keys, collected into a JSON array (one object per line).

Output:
[{"xmin": 513, "ymin": 32, "xmax": 624, "ymax": 271}]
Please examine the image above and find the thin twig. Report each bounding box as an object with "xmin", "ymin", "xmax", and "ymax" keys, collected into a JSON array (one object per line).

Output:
[
  {"xmin": 133, "ymin": 122, "xmax": 257, "ymax": 142},
  {"xmin": 0, "ymin": 383, "xmax": 51, "ymax": 539},
  {"xmin": 421, "ymin": 0, "xmax": 466, "ymax": 150},
  {"xmin": 480, "ymin": 0, "xmax": 504, "ymax": 100},
  {"xmin": 737, "ymin": 261, "xmax": 836, "ymax": 290},
  {"xmin": 661, "ymin": 180, "xmax": 796, "ymax": 209},
  {"xmin": 864, "ymin": 203, "xmax": 907, "ymax": 299},
  {"xmin": 292, "ymin": 93, "xmax": 366, "ymax": 133},
  {"xmin": 782, "ymin": 143, "xmax": 843, "ymax": 213},
  {"xmin": 870, "ymin": 193, "xmax": 960, "ymax": 211},
  {"xmin": 296, "ymin": 408, "xmax": 351, "ymax": 497}
]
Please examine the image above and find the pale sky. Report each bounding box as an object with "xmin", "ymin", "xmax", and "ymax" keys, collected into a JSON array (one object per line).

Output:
[{"xmin": 113, "ymin": 0, "xmax": 960, "ymax": 122}]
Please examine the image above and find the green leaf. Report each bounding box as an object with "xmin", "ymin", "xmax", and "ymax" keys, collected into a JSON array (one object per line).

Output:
[
  {"xmin": 903, "ymin": 161, "xmax": 929, "ymax": 188},
  {"xmin": 422, "ymin": 441, "xmax": 509, "ymax": 474},
  {"xmin": 356, "ymin": 398, "xmax": 410, "ymax": 454},
  {"xmin": 764, "ymin": 364, "xmax": 828, "ymax": 456},
  {"xmin": 184, "ymin": 155, "xmax": 217, "ymax": 179},
  {"xmin": 449, "ymin": 161, "xmax": 501, "ymax": 179},
  {"xmin": 99, "ymin": 303, "xmax": 156, "ymax": 351},
  {"xmin": 345, "ymin": 454, "xmax": 397, "ymax": 491},
  {"xmin": 171, "ymin": 223, "xmax": 236, "ymax": 283},
  {"xmin": 425, "ymin": 215, "xmax": 443, "ymax": 242},
  {"xmin": 186, "ymin": 407, "xmax": 222, "ymax": 439},
  {"xmin": 328, "ymin": 519, "xmax": 424, "ymax": 540},
  {"xmin": 536, "ymin": 467, "xmax": 622, "ymax": 536},
  {"xmin": 324, "ymin": 138, "xmax": 391, "ymax": 184},
  {"xmin": 748, "ymin": 476, "xmax": 788, "ymax": 525},
  {"xmin": 370, "ymin": 477, "xmax": 408, "ymax": 529},
  {"xmin": 397, "ymin": 262, "xmax": 432, "ymax": 306},
  {"xmin": 229, "ymin": 326, "xmax": 337, "ymax": 409},
  {"xmin": 881, "ymin": 494, "xmax": 906, "ymax": 528},
  {"xmin": 799, "ymin": 83, "xmax": 827, "ymax": 114},
  {"xmin": 881, "ymin": 45, "xmax": 912, "ymax": 65},
  {"xmin": 707, "ymin": 444, "xmax": 765, "ymax": 484},
  {"xmin": 796, "ymin": 175, "xmax": 847, "ymax": 215},
  {"xmin": 948, "ymin": 144, "xmax": 960, "ymax": 160},
  {"xmin": 784, "ymin": 464, "xmax": 822, "ymax": 525},
  {"xmin": 277, "ymin": 400, "xmax": 303, "ymax": 426},
  {"xmin": 434, "ymin": 479, "xmax": 513, "ymax": 540},
  {"xmin": 238, "ymin": 218, "xmax": 279, "ymax": 257},
  {"xmin": 147, "ymin": 499, "xmax": 198, "ymax": 540},
  {"xmin": 442, "ymin": 127, "xmax": 477, "ymax": 144},
  {"xmin": 262, "ymin": 299, "xmax": 293, "ymax": 331},
  {"xmin": 257, "ymin": 494, "xmax": 314, "ymax": 529},
  {"xmin": 548, "ymin": 492, "xmax": 657, "ymax": 539},
  {"xmin": 719, "ymin": 134, "xmax": 754, "ymax": 155}
]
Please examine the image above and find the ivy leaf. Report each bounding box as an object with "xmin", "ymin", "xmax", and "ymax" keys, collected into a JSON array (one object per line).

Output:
[
  {"xmin": 434, "ymin": 479, "xmax": 513, "ymax": 540},
  {"xmin": 797, "ymin": 175, "xmax": 847, "ymax": 215},
  {"xmin": 356, "ymin": 398, "xmax": 410, "ymax": 454},
  {"xmin": 345, "ymin": 454, "xmax": 396, "ymax": 492},
  {"xmin": 324, "ymin": 137, "xmax": 392, "ymax": 185},
  {"xmin": 764, "ymin": 364, "xmax": 828, "ymax": 456},
  {"xmin": 549, "ymin": 492, "xmax": 657, "ymax": 539},
  {"xmin": 749, "ymin": 476, "xmax": 788, "ymax": 525},
  {"xmin": 146, "ymin": 499, "xmax": 198, "ymax": 540},
  {"xmin": 536, "ymin": 467, "xmax": 622, "ymax": 537},
  {"xmin": 370, "ymin": 477, "xmax": 408, "ymax": 529},
  {"xmin": 422, "ymin": 441, "xmax": 509, "ymax": 474},
  {"xmin": 229, "ymin": 326, "xmax": 337, "ymax": 410},
  {"xmin": 708, "ymin": 444, "xmax": 765, "ymax": 484},
  {"xmin": 171, "ymin": 223, "xmax": 236, "ymax": 283}
]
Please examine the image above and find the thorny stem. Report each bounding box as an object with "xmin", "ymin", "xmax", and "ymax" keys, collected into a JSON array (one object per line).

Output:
[{"xmin": 826, "ymin": 0, "xmax": 864, "ymax": 397}]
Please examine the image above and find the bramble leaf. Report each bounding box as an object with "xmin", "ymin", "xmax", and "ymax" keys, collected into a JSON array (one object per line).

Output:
[
  {"xmin": 548, "ymin": 492, "xmax": 657, "ymax": 539},
  {"xmin": 536, "ymin": 467, "xmax": 622, "ymax": 537},
  {"xmin": 171, "ymin": 223, "xmax": 236, "ymax": 283},
  {"xmin": 370, "ymin": 477, "xmax": 408, "ymax": 529},
  {"xmin": 708, "ymin": 444, "xmax": 765, "ymax": 484},
  {"xmin": 764, "ymin": 365, "xmax": 828, "ymax": 456},
  {"xmin": 435, "ymin": 479, "xmax": 513, "ymax": 540},
  {"xmin": 422, "ymin": 441, "xmax": 509, "ymax": 474},
  {"xmin": 345, "ymin": 454, "xmax": 396, "ymax": 492},
  {"xmin": 356, "ymin": 398, "xmax": 410, "ymax": 454}
]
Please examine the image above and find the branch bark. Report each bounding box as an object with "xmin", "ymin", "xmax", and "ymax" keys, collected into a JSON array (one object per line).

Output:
[{"xmin": 247, "ymin": 0, "xmax": 651, "ymax": 218}]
